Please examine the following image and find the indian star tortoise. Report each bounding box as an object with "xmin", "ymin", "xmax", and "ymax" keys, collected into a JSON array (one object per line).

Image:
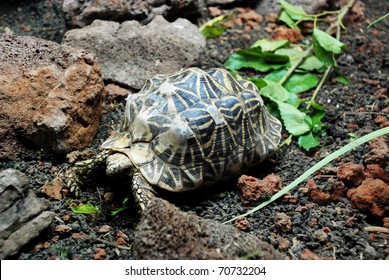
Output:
[{"xmin": 68, "ymin": 68, "xmax": 282, "ymax": 211}]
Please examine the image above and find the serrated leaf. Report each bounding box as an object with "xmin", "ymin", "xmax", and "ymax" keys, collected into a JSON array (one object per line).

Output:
[
  {"xmin": 265, "ymin": 69, "xmax": 319, "ymax": 94},
  {"xmin": 299, "ymin": 56, "xmax": 325, "ymax": 71},
  {"xmin": 251, "ymin": 39, "xmax": 290, "ymax": 52},
  {"xmin": 286, "ymin": 93, "xmax": 303, "ymax": 108},
  {"xmin": 279, "ymin": 10, "xmax": 297, "ymax": 29},
  {"xmin": 279, "ymin": 0, "xmax": 313, "ymax": 21},
  {"xmin": 275, "ymin": 48, "xmax": 305, "ymax": 64},
  {"xmin": 298, "ymin": 132, "xmax": 320, "ymax": 151},
  {"xmin": 277, "ymin": 101, "xmax": 311, "ymax": 136},
  {"xmin": 70, "ymin": 204, "xmax": 99, "ymax": 215},
  {"xmin": 225, "ymin": 47, "xmax": 289, "ymax": 72},
  {"xmin": 313, "ymin": 35, "xmax": 334, "ymax": 66},
  {"xmin": 260, "ymin": 79, "xmax": 291, "ymax": 102},
  {"xmin": 199, "ymin": 14, "xmax": 232, "ymax": 39},
  {"xmin": 313, "ymin": 28, "xmax": 346, "ymax": 54},
  {"xmin": 309, "ymin": 102, "xmax": 326, "ymax": 133}
]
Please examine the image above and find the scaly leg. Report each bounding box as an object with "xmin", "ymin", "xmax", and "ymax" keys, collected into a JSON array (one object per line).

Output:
[
  {"xmin": 67, "ymin": 150, "xmax": 110, "ymax": 197},
  {"xmin": 132, "ymin": 172, "xmax": 157, "ymax": 213}
]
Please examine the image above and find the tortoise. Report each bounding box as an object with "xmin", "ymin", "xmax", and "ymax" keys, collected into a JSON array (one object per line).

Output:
[{"xmin": 68, "ymin": 68, "xmax": 282, "ymax": 211}]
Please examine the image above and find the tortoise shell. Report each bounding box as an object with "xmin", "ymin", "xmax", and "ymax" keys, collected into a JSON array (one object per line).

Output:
[{"xmin": 101, "ymin": 68, "xmax": 282, "ymax": 192}]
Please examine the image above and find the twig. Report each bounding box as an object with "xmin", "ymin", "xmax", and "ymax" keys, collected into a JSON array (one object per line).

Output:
[
  {"xmin": 92, "ymin": 237, "xmax": 133, "ymax": 251},
  {"xmin": 364, "ymin": 226, "xmax": 389, "ymax": 234}
]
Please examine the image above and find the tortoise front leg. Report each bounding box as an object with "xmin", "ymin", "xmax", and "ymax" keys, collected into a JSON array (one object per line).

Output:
[
  {"xmin": 132, "ymin": 172, "xmax": 157, "ymax": 213},
  {"xmin": 67, "ymin": 150, "xmax": 110, "ymax": 197}
]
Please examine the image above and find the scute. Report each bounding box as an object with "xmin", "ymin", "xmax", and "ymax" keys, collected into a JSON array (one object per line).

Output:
[{"xmin": 102, "ymin": 68, "xmax": 282, "ymax": 192}]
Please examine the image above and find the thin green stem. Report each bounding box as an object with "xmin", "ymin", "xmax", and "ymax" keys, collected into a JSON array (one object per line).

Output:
[
  {"xmin": 279, "ymin": 46, "xmax": 313, "ymax": 85},
  {"xmin": 307, "ymin": 65, "xmax": 331, "ymax": 109}
]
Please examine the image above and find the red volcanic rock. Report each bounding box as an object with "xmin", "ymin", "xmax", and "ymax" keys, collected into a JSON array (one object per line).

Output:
[
  {"xmin": 0, "ymin": 34, "xmax": 105, "ymax": 158},
  {"xmin": 237, "ymin": 174, "xmax": 283, "ymax": 205},
  {"xmin": 347, "ymin": 178, "xmax": 389, "ymax": 220},
  {"xmin": 337, "ymin": 163, "xmax": 365, "ymax": 186}
]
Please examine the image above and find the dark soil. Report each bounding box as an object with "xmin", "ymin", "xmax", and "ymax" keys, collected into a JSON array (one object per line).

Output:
[{"xmin": 0, "ymin": 0, "xmax": 388, "ymax": 260}]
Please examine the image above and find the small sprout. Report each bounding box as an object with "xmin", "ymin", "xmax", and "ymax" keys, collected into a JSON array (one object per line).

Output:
[
  {"xmin": 367, "ymin": 12, "xmax": 389, "ymax": 28},
  {"xmin": 110, "ymin": 196, "xmax": 130, "ymax": 216},
  {"xmin": 199, "ymin": 14, "xmax": 232, "ymax": 39},
  {"xmin": 51, "ymin": 244, "xmax": 70, "ymax": 260}
]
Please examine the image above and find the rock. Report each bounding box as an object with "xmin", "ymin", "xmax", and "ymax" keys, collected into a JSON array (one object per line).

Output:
[
  {"xmin": 337, "ymin": 163, "xmax": 365, "ymax": 186},
  {"xmin": 271, "ymin": 26, "xmax": 304, "ymax": 43},
  {"xmin": 132, "ymin": 198, "xmax": 287, "ymax": 259},
  {"xmin": 274, "ymin": 212, "xmax": 292, "ymax": 233},
  {"xmin": 62, "ymin": 16, "xmax": 205, "ymax": 90},
  {"xmin": 63, "ymin": 0, "xmax": 200, "ymax": 28},
  {"xmin": 235, "ymin": 217, "xmax": 251, "ymax": 232},
  {"xmin": 105, "ymin": 84, "xmax": 131, "ymax": 99},
  {"xmin": 307, "ymin": 179, "xmax": 331, "ymax": 206},
  {"xmin": 40, "ymin": 177, "xmax": 63, "ymax": 200},
  {"xmin": 364, "ymin": 164, "xmax": 389, "ymax": 182},
  {"xmin": 0, "ymin": 34, "xmax": 105, "ymax": 158},
  {"xmin": 237, "ymin": 174, "xmax": 283, "ymax": 205},
  {"xmin": 347, "ymin": 178, "xmax": 389, "ymax": 220},
  {"xmin": 300, "ymin": 248, "xmax": 321, "ymax": 260},
  {"xmin": 364, "ymin": 137, "xmax": 389, "ymax": 166},
  {"xmin": 0, "ymin": 169, "xmax": 54, "ymax": 259}
]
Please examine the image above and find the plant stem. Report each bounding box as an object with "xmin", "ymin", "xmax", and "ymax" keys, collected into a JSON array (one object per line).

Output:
[
  {"xmin": 307, "ymin": 0, "xmax": 356, "ymax": 108},
  {"xmin": 279, "ymin": 45, "xmax": 313, "ymax": 85}
]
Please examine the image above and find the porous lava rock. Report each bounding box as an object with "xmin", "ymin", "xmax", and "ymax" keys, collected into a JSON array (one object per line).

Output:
[
  {"xmin": 347, "ymin": 178, "xmax": 389, "ymax": 220},
  {"xmin": 237, "ymin": 174, "xmax": 283, "ymax": 205},
  {"xmin": 0, "ymin": 34, "xmax": 105, "ymax": 158},
  {"xmin": 132, "ymin": 198, "xmax": 287, "ymax": 259},
  {"xmin": 62, "ymin": 0, "xmax": 200, "ymax": 28},
  {"xmin": 62, "ymin": 16, "xmax": 205, "ymax": 90}
]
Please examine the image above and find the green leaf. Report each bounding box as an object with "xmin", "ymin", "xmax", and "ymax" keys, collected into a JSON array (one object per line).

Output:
[
  {"xmin": 251, "ymin": 39, "xmax": 290, "ymax": 52},
  {"xmin": 334, "ymin": 68, "xmax": 350, "ymax": 85},
  {"xmin": 279, "ymin": 0, "xmax": 313, "ymax": 21},
  {"xmin": 277, "ymin": 101, "xmax": 311, "ymax": 136},
  {"xmin": 199, "ymin": 14, "xmax": 232, "ymax": 39},
  {"xmin": 337, "ymin": 74, "xmax": 350, "ymax": 85},
  {"xmin": 299, "ymin": 56, "xmax": 325, "ymax": 71},
  {"xmin": 298, "ymin": 132, "xmax": 320, "ymax": 151},
  {"xmin": 260, "ymin": 79, "xmax": 291, "ymax": 102},
  {"xmin": 200, "ymin": 25, "xmax": 227, "ymax": 39},
  {"xmin": 110, "ymin": 197, "xmax": 130, "ymax": 216},
  {"xmin": 309, "ymin": 102, "xmax": 327, "ymax": 133},
  {"xmin": 286, "ymin": 93, "xmax": 303, "ymax": 108},
  {"xmin": 225, "ymin": 47, "xmax": 289, "ymax": 72},
  {"xmin": 275, "ymin": 48, "xmax": 305, "ymax": 64},
  {"xmin": 70, "ymin": 203, "xmax": 99, "ymax": 215},
  {"xmin": 313, "ymin": 35, "xmax": 335, "ymax": 66},
  {"xmin": 278, "ymin": 10, "xmax": 297, "ymax": 29},
  {"xmin": 247, "ymin": 77, "xmax": 267, "ymax": 90},
  {"xmin": 265, "ymin": 69, "xmax": 319, "ymax": 94},
  {"xmin": 313, "ymin": 28, "xmax": 346, "ymax": 54}
]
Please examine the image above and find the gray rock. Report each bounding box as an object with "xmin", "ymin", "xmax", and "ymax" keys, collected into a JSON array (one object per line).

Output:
[
  {"xmin": 0, "ymin": 34, "xmax": 105, "ymax": 158},
  {"xmin": 0, "ymin": 169, "xmax": 55, "ymax": 259},
  {"xmin": 62, "ymin": 16, "xmax": 206, "ymax": 90},
  {"xmin": 132, "ymin": 198, "xmax": 287, "ymax": 259},
  {"xmin": 63, "ymin": 0, "xmax": 200, "ymax": 28}
]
